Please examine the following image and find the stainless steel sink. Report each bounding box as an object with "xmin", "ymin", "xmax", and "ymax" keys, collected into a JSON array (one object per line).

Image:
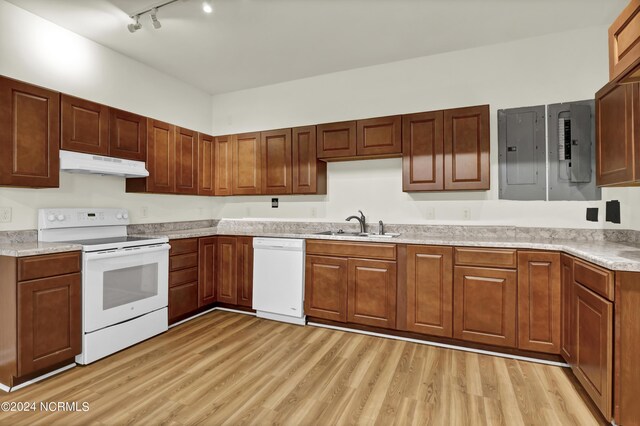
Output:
[{"xmin": 313, "ymin": 231, "xmax": 400, "ymax": 238}]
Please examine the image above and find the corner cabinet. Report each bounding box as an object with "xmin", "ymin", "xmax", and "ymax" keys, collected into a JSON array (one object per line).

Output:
[
  {"xmin": 174, "ymin": 127, "xmax": 198, "ymax": 195},
  {"xmin": 198, "ymin": 133, "xmax": 216, "ymax": 196},
  {"xmin": 0, "ymin": 76, "xmax": 60, "ymax": 188},
  {"xmin": 214, "ymin": 135, "xmax": 234, "ymax": 196}
]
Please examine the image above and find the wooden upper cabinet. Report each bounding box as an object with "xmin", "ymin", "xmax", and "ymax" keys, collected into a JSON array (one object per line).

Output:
[
  {"xmin": 216, "ymin": 236, "xmax": 238, "ymax": 305},
  {"xmin": 404, "ymin": 245, "xmax": 453, "ymax": 337},
  {"xmin": 305, "ymin": 255, "xmax": 348, "ymax": 322},
  {"xmin": 198, "ymin": 133, "xmax": 215, "ymax": 196},
  {"xmin": 174, "ymin": 127, "xmax": 198, "ymax": 195},
  {"xmin": 317, "ymin": 121, "xmax": 357, "ymax": 159},
  {"xmin": 596, "ymin": 82, "xmax": 639, "ymax": 186},
  {"xmin": 402, "ymin": 111, "xmax": 444, "ymax": 191},
  {"xmin": 237, "ymin": 237, "xmax": 253, "ymax": 308},
  {"xmin": 146, "ymin": 119, "xmax": 175, "ymax": 193},
  {"xmin": 233, "ymin": 132, "xmax": 262, "ymax": 195},
  {"xmin": 292, "ymin": 126, "xmax": 326, "ymax": 194},
  {"xmin": 517, "ymin": 251, "xmax": 561, "ymax": 354},
  {"xmin": 608, "ymin": 0, "xmax": 640, "ymax": 83},
  {"xmin": 214, "ymin": 135, "xmax": 233, "ymax": 196},
  {"xmin": 356, "ymin": 115, "xmax": 402, "ymax": 157},
  {"xmin": 109, "ymin": 108, "xmax": 147, "ymax": 161},
  {"xmin": 443, "ymin": 105, "xmax": 490, "ymax": 190},
  {"xmin": 261, "ymin": 128, "xmax": 292, "ymax": 194},
  {"xmin": 561, "ymin": 254, "xmax": 574, "ymax": 363},
  {"xmin": 0, "ymin": 77, "xmax": 60, "ymax": 188},
  {"xmin": 453, "ymin": 266, "xmax": 517, "ymax": 347},
  {"xmin": 60, "ymin": 94, "xmax": 109, "ymax": 156}
]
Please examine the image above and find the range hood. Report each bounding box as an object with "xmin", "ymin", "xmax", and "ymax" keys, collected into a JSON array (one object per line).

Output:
[{"xmin": 60, "ymin": 150, "xmax": 149, "ymax": 178}]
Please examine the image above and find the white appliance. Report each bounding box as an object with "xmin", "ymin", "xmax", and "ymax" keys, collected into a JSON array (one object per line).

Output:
[
  {"xmin": 252, "ymin": 238, "xmax": 306, "ymax": 325},
  {"xmin": 59, "ymin": 150, "xmax": 149, "ymax": 178},
  {"xmin": 38, "ymin": 208, "xmax": 169, "ymax": 365}
]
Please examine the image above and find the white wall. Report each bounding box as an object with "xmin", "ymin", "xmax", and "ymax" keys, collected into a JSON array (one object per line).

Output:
[
  {"xmin": 0, "ymin": 0, "xmax": 222, "ymax": 231},
  {"xmin": 212, "ymin": 26, "xmax": 636, "ymax": 229}
]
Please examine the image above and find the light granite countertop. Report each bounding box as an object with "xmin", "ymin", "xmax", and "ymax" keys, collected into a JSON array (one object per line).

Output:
[
  {"xmin": 132, "ymin": 227, "xmax": 640, "ymax": 272},
  {"xmin": 0, "ymin": 241, "xmax": 83, "ymax": 257}
]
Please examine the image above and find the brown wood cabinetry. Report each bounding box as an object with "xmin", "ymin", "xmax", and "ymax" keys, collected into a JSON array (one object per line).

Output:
[
  {"xmin": 109, "ymin": 108, "xmax": 147, "ymax": 161},
  {"xmin": 453, "ymin": 266, "xmax": 517, "ymax": 347},
  {"xmin": 0, "ymin": 252, "xmax": 82, "ymax": 387},
  {"xmin": 402, "ymin": 245, "xmax": 453, "ymax": 337},
  {"xmin": 596, "ymin": 82, "xmax": 640, "ymax": 186},
  {"xmin": 128, "ymin": 119, "xmax": 175, "ymax": 194},
  {"xmin": 237, "ymin": 237, "xmax": 253, "ymax": 307},
  {"xmin": 317, "ymin": 121, "xmax": 357, "ymax": 159},
  {"xmin": 443, "ymin": 105, "xmax": 490, "ymax": 190},
  {"xmin": 305, "ymin": 255, "xmax": 348, "ymax": 322},
  {"xmin": 175, "ymin": 127, "xmax": 198, "ymax": 195},
  {"xmin": 198, "ymin": 133, "xmax": 216, "ymax": 196},
  {"xmin": 292, "ymin": 126, "xmax": 326, "ymax": 194},
  {"xmin": 61, "ymin": 94, "xmax": 109, "ymax": 156},
  {"xmin": 169, "ymin": 238, "xmax": 199, "ymax": 323},
  {"xmin": 261, "ymin": 128, "xmax": 292, "ymax": 194},
  {"xmin": 216, "ymin": 237, "xmax": 238, "ymax": 305},
  {"xmin": 356, "ymin": 115, "xmax": 402, "ymax": 157},
  {"xmin": 0, "ymin": 76, "xmax": 60, "ymax": 188},
  {"xmin": 608, "ymin": 0, "xmax": 640, "ymax": 83},
  {"xmin": 402, "ymin": 111, "xmax": 444, "ymax": 191},
  {"xmin": 198, "ymin": 237, "xmax": 216, "ymax": 306},
  {"xmin": 560, "ymin": 254, "xmax": 574, "ymax": 362},
  {"xmin": 233, "ymin": 132, "xmax": 262, "ymax": 195},
  {"xmin": 348, "ymin": 258, "xmax": 397, "ymax": 329},
  {"xmin": 517, "ymin": 251, "xmax": 561, "ymax": 353},
  {"xmin": 215, "ymin": 135, "xmax": 234, "ymax": 196}
]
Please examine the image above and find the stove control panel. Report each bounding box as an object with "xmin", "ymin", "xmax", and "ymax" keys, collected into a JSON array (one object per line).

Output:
[{"xmin": 38, "ymin": 208, "xmax": 130, "ymax": 229}]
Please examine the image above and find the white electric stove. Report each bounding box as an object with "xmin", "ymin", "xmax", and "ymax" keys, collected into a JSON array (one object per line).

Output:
[{"xmin": 38, "ymin": 208, "xmax": 170, "ymax": 365}]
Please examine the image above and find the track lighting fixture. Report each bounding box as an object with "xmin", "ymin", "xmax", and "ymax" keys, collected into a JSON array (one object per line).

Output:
[
  {"xmin": 150, "ymin": 8, "xmax": 162, "ymax": 29},
  {"xmin": 127, "ymin": 0, "xmax": 213, "ymax": 33},
  {"xmin": 127, "ymin": 15, "xmax": 142, "ymax": 33}
]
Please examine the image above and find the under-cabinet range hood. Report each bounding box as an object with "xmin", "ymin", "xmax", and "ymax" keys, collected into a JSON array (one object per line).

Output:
[{"xmin": 59, "ymin": 150, "xmax": 149, "ymax": 178}]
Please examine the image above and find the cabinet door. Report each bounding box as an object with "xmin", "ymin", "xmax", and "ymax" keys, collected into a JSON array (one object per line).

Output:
[
  {"xmin": 146, "ymin": 119, "xmax": 175, "ymax": 193},
  {"xmin": 404, "ymin": 245, "xmax": 453, "ymax": 337},
  {"xmin": 608, "ymin": 0, "xmax": 640, "ymax": 82},
  {"xmin": 0, "ymin": 77, "xmax": 59, "ymax": 188},
  {"xmin": 169, "ymin": 282, "xmax": 199, "ymax": 323},
  {"xmin": 453, "ymin": 266, "xmax": 517, "ymax": 347},
  {"xmin": 233, "ymin": 132, "xmax": 262, "ymax": 195},
  {"xmin": 356, "ymin": 116, "xmax": 402, "ymax": 156},
  {"xmin": 292, "ymin": 126, "xmax": 326, "ymax": 194},
  {"xmin": 237, "ymin": 237, "xmax": 253, "ymax": 307},
  {"xmin": 517, "ymin": 251, "xmax": 561, "ymax": 353},
  {"xmin": 402, "ymin": 111, "xmax": 444, "ymax": 191},
  {"xmin": 198, "ymin": 133, "xmax": 215, "ymax": 196},
  {"xmin": 175, "ymin": 127, "xmax": 198, "ymax": 195},
  {"xmin": 215, "ymin": 135, "xmax": 233, "ymax": 196},
  {"xmin": 109, "ymin": 108, "xmax": 147, "ymax": 161},
  {"xmin": 60, "ymin": 94, "xmax": 109, "ymax": 156},
  {"xmin": 348, "ymin": 259, "xmax": 397, "ymax": 329},
  {"xmin": 261, "ymin": 128, "xmax": 292, "ymax": 194},
  {"xmin": 17, "ymin": 274, "xmax": 81, "ymax": 376},
  {"xmin": 305, "ymin": 255, "xmax": 348, "ymax": 322},
  {"xmin": 596, "ymin": 83, "xmax": 636, "ymax": 186},
  {"xmin": 317, "ymin": 121, "xmax": 357, "ymax": 159},
  {"xmin": 573, "ymin": 283, "xmax": 613, "ymax": 421},
  {"xmin": 560, "ymin": 254, "xmax": 574, "ymax": 363},
  {"xmin": 198, "ymin": 237, "xmax": 216, "ymax": 307},
  {"xmin": 443, "ymin": 105, "xmax": 490, "ymax": 190},
  {"xmin": 217, "ymin": 237, "xmax": 238, "ymax": 305}
]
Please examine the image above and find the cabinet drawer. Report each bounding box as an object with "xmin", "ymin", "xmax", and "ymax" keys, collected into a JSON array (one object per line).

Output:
[
  {"xmin": 169, "ymin": 238, "xmax": 198, "ymax": 256},
  {"xmin": 454, "ymin": 247, "xmax": 517, "ymax": 269},
  {"xmin": 170, "ymin": 252, "xmax": 198, "ymax": 271},
  {"xmin": 169, "ymin": 281, "xmax": 199, "ymax": 322},
  {"xmin": 574, "ymin": 260, "xmax": 614, "ymax": 301},
  {"xmin": 306, "ymin": 240, "xmax": 396, "ymax": 260},
  {"xmin": 170, "ymin": 267, "xmax": 198, "ymax": 287},
  {"xmin": 18, "ymin": 252, "xmax": 81, "ymax": 282}
]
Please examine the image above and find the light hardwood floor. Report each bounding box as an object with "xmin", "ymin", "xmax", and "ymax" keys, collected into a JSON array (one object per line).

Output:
[{"xmin": 0, "ymin": 311, "xmax": 599, "ymax": 425}]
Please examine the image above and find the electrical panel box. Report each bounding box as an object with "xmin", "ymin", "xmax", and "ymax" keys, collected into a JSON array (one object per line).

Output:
[
  {"xmin": 548, "ymin": 100, "xmax": 601, "ymax": 201},
  {"xmin": 498, "ymin": 106, "xmax": 546, "ymax": 200}
]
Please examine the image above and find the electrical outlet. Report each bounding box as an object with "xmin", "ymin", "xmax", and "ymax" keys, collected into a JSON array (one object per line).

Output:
[
  {"xmin": 0, "ymin": 207, "xmax": 11, "ymax": 223},
  {"xmin": 462, "ymin": 209, "xmax": 471, "ymax": 220},
  {"xmin": 311, "ymin": 207, "xmax": 317, "ymax": 218},
  {"xmin": 425, "ymin": 207, "xmax": 435, "ymax": 220},
  {"xmin": 141, "ymin": 206, "xmax": 148, "ymax": 218}
]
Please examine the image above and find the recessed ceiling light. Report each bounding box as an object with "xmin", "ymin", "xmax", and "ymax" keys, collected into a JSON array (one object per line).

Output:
[{"xmin": 202, "ymin": 1, "xmax": 213, "ymax": 14}]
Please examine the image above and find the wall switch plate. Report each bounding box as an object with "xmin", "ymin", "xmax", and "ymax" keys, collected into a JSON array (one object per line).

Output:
[
  {"xmin": 140, "ymin": 206, "xmax": 148, "ymax": 218},
  {"xmin": 0, "ymin": 207, "xmax": 11, "ymax": 223},
  {"xmin": 311, "ymin": 207, "xmax": 317, "ymax": 218},
  {"xmin": 462, "ymin": 209, "xmax": 471, "ymax": 220},
  {"xmin": 272, "ymin": 198, "xmax": 279, "ymax": 208}
]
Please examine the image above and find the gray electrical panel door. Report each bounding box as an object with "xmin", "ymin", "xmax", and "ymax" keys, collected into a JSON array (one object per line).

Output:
[
  {"xmin": 498, "ymin": 106, "xmax": 546, "ymax": 200},
  {"xmin": 548, "ymin": 100, "xmax": 601, "ymax": 201}
]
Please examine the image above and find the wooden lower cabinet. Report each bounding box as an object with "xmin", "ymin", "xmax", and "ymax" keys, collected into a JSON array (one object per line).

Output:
[
  {"xmin": 347, "ymin": 258, "xmax": 397, "ymax": 329},
  {"xmin": 560, "ymin": 254, "xmax": 574, "ymax": 362},
  {"xmin": 169, "ymin": 282, "xmax": 199, "ymax": 321},
  {"xmin": 453, "ymin": 266, "xmax": 517, "ymax": 347},
  {"xmin": 198, "ymin": 237, "xmax": 216, "ymax": 306},
  {"xmin": 403, "ymin": 245, "xmax": 453, "ymax": 337},
  {"xmin": 237, "ymin": 237, "xmax": 253, "ymax": 307},
  {"xmin": 572, "ymin": 282, "xmax": 613, "ymax": 421},
  {"xmin": 517, "ymin": 251, "xmax": 561, "ymax": 353},
  {"xmin": 216, "ymin": 237, "xmax": 238, "ymax": 305},
  {"xmin": 304, "ymin": 255, "xmax": 348, "ymax": 322},
  {"xmin": 169, "ymin": 238, "xmax": 200, "ymax": 324}
]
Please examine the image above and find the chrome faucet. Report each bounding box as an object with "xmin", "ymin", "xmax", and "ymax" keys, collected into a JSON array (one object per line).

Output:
[
  {"xmin": 379, "ymin": 220, "xmax": 385, "ymax": 235},
  {"xmin": 346, "ymin": 210, "xmax": 366, "ymax": 234}
]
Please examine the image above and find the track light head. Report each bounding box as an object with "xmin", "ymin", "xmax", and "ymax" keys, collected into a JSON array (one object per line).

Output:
[
  {"xmin": 202, "ymin": 1, "xmax": 213, "ymax": 13},
  {"xmin": 127, "ymin": 15, "xmax": 142, "ymax": 33},
  {"xmin": 150, "ymin": 8, "xmax": 162, "ymax": 29}
]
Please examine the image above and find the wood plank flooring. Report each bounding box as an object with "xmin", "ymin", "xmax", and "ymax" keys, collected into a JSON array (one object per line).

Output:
[{"xmin": 0, "ymin": 311, "xmax": 599, "ymax": 425}]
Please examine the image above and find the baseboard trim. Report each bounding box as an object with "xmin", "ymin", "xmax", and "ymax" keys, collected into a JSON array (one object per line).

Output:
[
  {"xmin": 2, "ymin": 363, "xmax": 76, "ymax": 393},
  {"xmin": 169, "ymin": 306, "xmax": 256, "ymax": 329},
  {"xmin": 308, "ymin": 322, "xmax": 570, "ymax": 368}
]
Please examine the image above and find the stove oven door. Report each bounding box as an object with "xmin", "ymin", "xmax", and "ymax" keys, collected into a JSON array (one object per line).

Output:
[{"xmin": 83, "ymin": 244, "xmax": 169, "ymax": 333}]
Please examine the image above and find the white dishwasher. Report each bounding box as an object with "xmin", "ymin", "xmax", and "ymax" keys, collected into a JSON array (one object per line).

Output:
[{"xmin": 253, "ymin": 238, "xmax": 306, "ymax": 325}]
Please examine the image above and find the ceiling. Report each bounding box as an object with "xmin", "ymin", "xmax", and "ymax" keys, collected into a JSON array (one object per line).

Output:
[{"xmin": 6, "ymin": 0, "xmax": 627, "ymax": 95}]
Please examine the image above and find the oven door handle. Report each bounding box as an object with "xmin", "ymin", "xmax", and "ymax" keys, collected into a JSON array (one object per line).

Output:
[{"xmin": 84, "ymin": 244, "xmax": 171, "ymax": 261}]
